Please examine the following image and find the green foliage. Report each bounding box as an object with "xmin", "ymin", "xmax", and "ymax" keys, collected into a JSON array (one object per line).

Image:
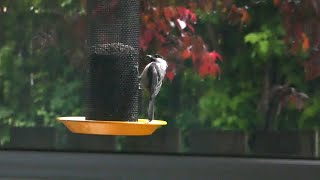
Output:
[
  {"xmin": 0, "ymin": 0, "xmax": 84, "ymax": 129},
  {"xmin": 244, "ymin": 25, "xmax": 285, "ymax": 59},
  {"xmin": 174, "ymin": 69, "xmax": 211, "ymax": 129},
  {"xmin": 199, "ymin": 88, "xmax": 254, "ymax": 130},
  {"xmin": 299, "ymin": 94, "xmax": 320, "ymax": 129}
]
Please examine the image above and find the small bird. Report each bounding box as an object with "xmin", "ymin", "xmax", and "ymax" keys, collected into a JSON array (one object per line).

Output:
[{"xmin": 139, "ymin": 54, "xmax": 168, "ymax": 122}]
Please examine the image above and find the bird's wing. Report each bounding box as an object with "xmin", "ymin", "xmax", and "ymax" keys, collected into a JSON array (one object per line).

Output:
[{"xmin": 149, "ymin": 62, "xmax": 160, "ymax": 99}]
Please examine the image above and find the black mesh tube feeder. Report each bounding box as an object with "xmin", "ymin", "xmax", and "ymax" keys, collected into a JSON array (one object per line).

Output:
[{"xmin": 57, "ymin": 0, "xmax": 167, "ymax": 136}]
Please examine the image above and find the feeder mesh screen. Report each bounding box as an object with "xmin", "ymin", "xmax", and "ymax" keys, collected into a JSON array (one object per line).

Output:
[{"xmin": 86, "ymin": 0, "xmax": 140, "ymax": 121}]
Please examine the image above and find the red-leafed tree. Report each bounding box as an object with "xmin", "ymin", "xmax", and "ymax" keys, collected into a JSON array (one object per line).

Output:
[
  {"xmin": 140, "ymin": 0, "xmax": 320, "ymax": 82},
  {"xmin": 140, "ymin": 1, "xmax": 231, "ymax": 81},
  {"xmin": 274, "ymin": 0, "xmax": 320, "ymax": 80}
]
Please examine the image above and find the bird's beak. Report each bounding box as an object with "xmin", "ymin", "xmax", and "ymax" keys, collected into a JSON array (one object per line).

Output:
[{"xmin": 147, "ymin": 55, "xmax": 156, "ymax": 62}]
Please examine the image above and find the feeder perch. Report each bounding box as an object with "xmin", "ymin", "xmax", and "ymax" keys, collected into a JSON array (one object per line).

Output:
[{"xmin": 57, "ymin": 0, "xmax": 167, "ymax": 136}]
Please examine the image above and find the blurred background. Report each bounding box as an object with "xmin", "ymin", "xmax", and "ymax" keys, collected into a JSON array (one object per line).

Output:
[{"xmin": 0, "ymin": 0, "xmax": 320, "ymax": 158}]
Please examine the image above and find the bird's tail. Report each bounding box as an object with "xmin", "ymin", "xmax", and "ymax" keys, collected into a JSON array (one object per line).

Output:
[{"xmin": 148, "ymin": 97, "xmax": 155, "ymax": 122}]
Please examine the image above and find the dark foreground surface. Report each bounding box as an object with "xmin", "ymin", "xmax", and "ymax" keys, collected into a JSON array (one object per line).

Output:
[{"xmin": 0, "ymin": 151, "xmax": 319, "ymax": 180}]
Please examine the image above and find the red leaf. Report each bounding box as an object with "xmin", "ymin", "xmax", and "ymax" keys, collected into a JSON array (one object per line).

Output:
[
  {"xmin": 239, "ymin": 8, "xmax": 250, "ymax": 25},
  {"xmin": 140, "ymin": 30, "xmax": 153, "ymax": 51},
  {"xmin": 187, "ymin": 24, "xmax": 195, "ymax": 32},
  {"xmin": 142, "ymin": 14, "xmax": 150, "ymax": 23},
  {"xmin": 151, "ymin": 7, "xmax": 161, "ymax": 19},
  {"xmin": 198, "ymin": 51, "xmax": 223, "ymax": 78},
  {"xmin": 159, "ymin": 19, "xmax": 171, "ymax": 34},
  {"xmin": 189, "ymin": 11, "xmax": 197, "ymax": 23},
  {"xmin": 139, "ymin": 38, "xmax": 148, "ymax": 51},
  {"xmin": 191, "ymin": 36, "xmax": 206, "ymax": 63},
  {"xmin": 301, "ymin": 32, "xmax": 310, "ymax": 52},
  {"xmin": 182, "ymin": 47, "xmax": 192, "ymax": 60},
  {"xmin": 176, "ymin": 6, "xmax": 197, "ymax": 23},
  {"xmin": 166, "ymin": 71, "xmax": 175, "ymax": 81},
  {"xmin": 273, "ymin": 0, "xmax": 281, "ymax": 6},
  {"xmin": 157, "ymin": 47, "xmax": 169, "ymax": 57},
  {"xmin": 176, "ymin": 7, "xmax": 188, "ymax": 17},
  {"xmin": 208, "ymin": 51, "xmax": 223, "ymax": 62},
  {"xmin": 166, "ymin": 64, "xmax": 176, "ymax": 81},
  {"xmin": 211, "ymin": 63, "xmax": 221, "ymax": 77},
  {"xmin": 199, "ymin": 64, "xmax": 208, "ymax": 78},
  {"xmin": 163, "ymin": 7, "xmax": 177, "ymax": 21},
  {"xmin": 181, "ymin": 32, "xmax": 192, "ymax": 46},
  {"xmin": 154, "ymin": 33, "xmax": 166, "ymax": 43},
  {"xmin": 143, "ymin": 30, "xmax": 153, "ymax": 43},
  {"xmin": 146, "ymin": 22, "xmax": 157, "ymax": 30}
]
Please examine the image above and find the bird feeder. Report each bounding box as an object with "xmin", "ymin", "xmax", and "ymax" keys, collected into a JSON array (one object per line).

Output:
[{"xmin": 57, "ymin": 0, "xmax": 167, "ymax": 136}]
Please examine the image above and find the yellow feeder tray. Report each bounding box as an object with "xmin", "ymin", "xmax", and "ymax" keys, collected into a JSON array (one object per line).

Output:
[{"xmin": 57, "ymin": 116, "xmax": 167, "ymax": 136}]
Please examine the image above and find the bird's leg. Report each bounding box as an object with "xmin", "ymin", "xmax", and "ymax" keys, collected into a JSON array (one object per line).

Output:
[
  {"xmin": 152, "ymin": 100, "xmax": 155, "ymax": 120},
  {"xmin": 148, "ymin": 97, "xmax": 155, "ymax": 122}
]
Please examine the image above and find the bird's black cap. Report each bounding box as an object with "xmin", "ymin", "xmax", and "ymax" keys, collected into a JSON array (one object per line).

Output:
[{"xmin": 146, "ymin": 54, "xmax": 164, "ymax": 62}]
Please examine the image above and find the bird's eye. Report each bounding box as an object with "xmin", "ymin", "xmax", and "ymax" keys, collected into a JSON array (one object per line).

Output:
[{"xmin": 154, "ymin": 54, "xmax": 164, "ymax": 59}]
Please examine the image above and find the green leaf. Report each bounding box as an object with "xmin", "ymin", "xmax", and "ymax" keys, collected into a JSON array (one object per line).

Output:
[
  {"xmin": 244, "ymin": 33, "xmax": 260, "ymax": 44},
  {"xmin": 61, "ymin": 0, "xmax": 73, "ymax": 7},
  {"xmin": 258, "ymin": 40, "xmax": 270, "ymax": 55}
]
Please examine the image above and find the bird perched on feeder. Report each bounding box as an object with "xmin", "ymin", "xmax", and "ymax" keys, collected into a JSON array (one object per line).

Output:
[{"xmin": 139, "ymin": 54, "xmax": 168, "ymax": 122}]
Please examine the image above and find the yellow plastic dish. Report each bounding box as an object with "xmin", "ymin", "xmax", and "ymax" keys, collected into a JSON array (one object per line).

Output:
[{"xmin": 57, "ymin": 116, "xmax": 167, "ymax": 136}]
